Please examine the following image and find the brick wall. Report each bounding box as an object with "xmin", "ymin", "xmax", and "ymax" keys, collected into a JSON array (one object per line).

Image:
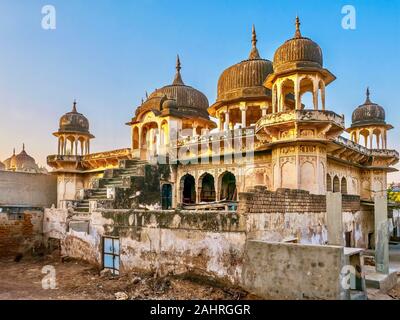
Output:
[
  {"xmin": 0, "ymin": 211, "xmax": 43, "ymax": 257},
  {"xmin": 238, "ymin": 187, "xmax": 327, "ymax": 214},
  {"xmin": 342, "ymin": 194, "xmax": 361, "ymax": 212}
]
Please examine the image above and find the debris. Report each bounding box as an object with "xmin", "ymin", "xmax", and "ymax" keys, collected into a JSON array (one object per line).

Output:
[{"xmin": 114, "ymin": 292, "xmax": 129, "ymax": 300}]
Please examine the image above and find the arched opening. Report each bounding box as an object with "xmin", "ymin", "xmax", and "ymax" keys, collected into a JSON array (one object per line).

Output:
[
  {"xmin": 281, "ymin": 161, "xmax": 296, "ymax": 189},
  {"xmin": 255, "ymin": 172, "xmax": 264, "ymax": 185},
  {"xmin": 181, "ymin": 174, "xmax": 196, "ymax": 204},
  {"xmin": 58, "ymin": 136, "xmax": 64, "ymax": 155},
  {"xmin": 326, "ymin": 174, "xmax": 332, "ymax": 192},
  {"xmin": 372, "ymin": 128, "xmax": 381, "ymax": 149},
  {"xmin": 359, "ymin": 129, "xmax": 369, "ymax": 148},
  {"xmin": 199, "ymin": 173, "xmax": 215, "ymax": 202},
  {"xmin": 361, "ymin": 180, "xmax": 370, "ymax": 199},
  {"xmin": 318, "ymin": 80, "xmax": 326, "ymax": 110},
  {"xmin": 133, "ymin": 127, "xmax": 139, "ymax": 149},
  {"xmin": 299, "ymin": 77, "xmax": 315, "ymax": 109},
  {"xmin": 280, "ymin": 78, "xmax": 295, "ymax": 112},
  {"xmin": 333, "ymin": 176, "xmax": 340, "ymax": 193},
  {"xmin": 341, "ymin": 177, "xmax": 348, "ymax": 195},
  {"xmin": 300, "ymin": 161, "xmax": 315, "ymax": 192},
  {"xmin": 161, "ymin": 184, "xmax": 172, "ymax": 209},
  {"xmin": 219, "ymin": 171, "xmax": 237, "ymax": 201}
]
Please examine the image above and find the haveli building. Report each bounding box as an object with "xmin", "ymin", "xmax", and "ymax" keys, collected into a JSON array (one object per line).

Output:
[{"xmin": 42, "ymin": 19, "xmax": 399, "ymax": 293}]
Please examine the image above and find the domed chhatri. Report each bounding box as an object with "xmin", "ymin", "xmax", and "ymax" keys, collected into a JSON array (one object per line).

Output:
[
  {"xmin": 208, "ymin": 25, "xmax": 276, "ymax": 130},
  {"xmin": 54, "ymin": 101, "xmax": 95, "ymax": 156},
  {"xmin": 264, "ymin": 17, "xmax": 336, "ymax": 112},
  {"xmin": 347, "ymin": 88, "xmax": 393, "ymax": 149},
  {"xmin": 351, "ymin": 88, "xmax": 386, "ymax": 127},
  {"xmin": 273, "ymin": 16, "xmax": 323, "ymax": 73},
  {"xmin": 215, "ymin": 25, "xmax": 273, "ymax": 103}
]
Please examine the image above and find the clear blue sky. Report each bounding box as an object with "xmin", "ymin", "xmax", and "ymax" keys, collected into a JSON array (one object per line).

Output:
[{"xmin": 0, "ymin": 0, "xmax": 399, "ymax": 181}]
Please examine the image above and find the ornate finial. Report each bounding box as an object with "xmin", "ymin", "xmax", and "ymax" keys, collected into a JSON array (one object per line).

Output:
[
  {"xmin": 249, "ymin": 24, "xmax": 261, "ymax": 59},
  {"xmin": 365, "ymin": 87, "xmax": 371, "ymax": 103},
  {"xmin": 13, "ymin": 148, "xmax": 15, "ymax": 155},
  {"xmin": 22, "ymin": 143, "xmax": 25, "ymax": 151},
  {"xmin": 172, "ymin": 55, "xmax": 184, "ymax": 85},
  {"xmin": 295, "ymin": 16, "xmax": 302, "ymax": 38},
  {"xmin": 72, "ymin": 99, "xmax": 77, "ymax": 112},
  {"xmin": 145, "ymin": 91, "xmax": 149, "ymax": 99},
  {"xmin": 141, "ymin": 97, "xmax": 144, "ymax": 105}
]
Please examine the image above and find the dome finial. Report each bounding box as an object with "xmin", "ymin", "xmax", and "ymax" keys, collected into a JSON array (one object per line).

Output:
[
  {"xmin": 22, "ymin": 143, "xmax": 25, "ymax": 151},
  {"xmin": 295, "ymin": 16, "xmax": 302, "ymax": 38},
  {"xmin": 72, "ymin": 99, "xmax": 77, "ymax": 112},
  {"xmin": 249, "ymin": 24, "xmax": 261, "ymax": 60},
  {"xmin": 13, "ymin": 148, "xmax": 15, "ymax": 156},
  {"xmin": 365, "ymin": 87, "xmax": 371, "ymax": 103},
  {"xmin": 172, "ymin": 54, "xmax": 184, "ymax": 85}
]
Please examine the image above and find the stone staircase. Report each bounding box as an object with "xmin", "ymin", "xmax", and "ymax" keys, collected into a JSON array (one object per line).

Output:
[{"xmin": 73, "ymin": 159, "xmax": 147, "ymax": 213}]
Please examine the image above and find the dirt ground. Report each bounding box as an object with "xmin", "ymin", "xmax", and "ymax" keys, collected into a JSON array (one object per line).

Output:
[
  {"xmin": 0, "ymin": 254, "xmax": 399, "ymax": 300},
  {"xmin": 0, "ymin": 254, "xmax": 258, "ymax": 300}
]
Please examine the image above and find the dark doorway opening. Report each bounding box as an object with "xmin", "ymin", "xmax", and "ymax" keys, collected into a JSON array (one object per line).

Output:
[
  {"xmin": 182, "ymin": 174, "xmax": 196, "ymax": 204},
  {"xmin": 200, "ymin": 174, "xmax": 216, "ymax": 202},
  {"xmin": 161, "ymin": 184, "xmax": 172, "ymax": 209},
  {"xmin": 220, "ymin": 172, "xmax": 237, "ymax": 201}
]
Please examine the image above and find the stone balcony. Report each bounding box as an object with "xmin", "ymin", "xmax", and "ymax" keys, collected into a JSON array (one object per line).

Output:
[
  {"xmin": 255, "ymin": 109, "xmax": 345, "ymax": 131},
  {"xmin": 47, "ymin": 148, "xmax": 132, "ymax": 172}
]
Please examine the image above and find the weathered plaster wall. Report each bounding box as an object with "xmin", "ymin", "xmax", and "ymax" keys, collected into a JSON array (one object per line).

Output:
[
  {"xmin": 0, "ymin": 210, "xmax": 43, "ymax": 257},
  {"xmin": 0, "ymin": 171, "xmax": 57, "ymax": 207},
  {"xmin": 239, "ymin": 187, "xmax": 371, "ymax": 247},
  {"xmin": 44, "ymin": 208, "xmax": 246, "ymax": 284},
  {"xmin": 242, "ymin": 240, "xmax": 344, "ymax": 300}
]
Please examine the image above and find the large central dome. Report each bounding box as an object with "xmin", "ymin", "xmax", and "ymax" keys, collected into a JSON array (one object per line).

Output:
[{"xmin": 216, "ymin": 26, "xmax": 273, "ymax": 102}]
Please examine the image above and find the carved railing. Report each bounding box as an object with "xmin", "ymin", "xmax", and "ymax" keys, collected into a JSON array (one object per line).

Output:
[
  {"xmin": 255, "ymin": 110, "xmax": 345, "ymax": 132},
  {"xmin": 47, "ymin": 155, "xmax": 82, "ymax": 162},
  {"xmin": 335, "ymin": 136, "xmax": 399, "ymax": 158},
  {"xmin": 170, "ymin": 127, "xmax": 256, "ymax": 149},
  {"xmin": 82, "ymin": 148, "xmax": 131, "ymax": 161}
]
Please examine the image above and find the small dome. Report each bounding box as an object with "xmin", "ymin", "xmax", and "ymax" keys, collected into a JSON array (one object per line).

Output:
[
  {"xmin": 351, "ymin": 88, "xmax": 386, "ymax": 127},
  {"xmin": 59, "ymin": 101, "xmax": 90, "ymax": 134},
  {"xmin": 273, "ymin": 17, "xmax": 323, "ymax": 73},
  {"xmin": 162, "ymin": 98, "xmax": 177, "ymax": 109},
  {"xmin": 216, "ymin": 26, "xmax": 273, "ymax": 101}
]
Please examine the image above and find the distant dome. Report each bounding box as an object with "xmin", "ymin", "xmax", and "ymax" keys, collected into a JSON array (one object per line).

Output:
[
  {"xmin": 351, "ymin": 89, "xmax": 386, "ymax": 127},
  {"xmin": 273, "ymin": 17, "xmax": 323, "ymax": 73},
  {"xmin": 15, "ymin": 146, "xmax": 37, "ymax": 171},
  {"xmin": 216, "ymin": 26, "xmax": 273, "ymax": 102},
  {"xmin": 59, "ymin": 101, "xmax": 90, "ymax": 134},
  {"xmin": 3, "ymin": 145, "xmax": 40, "ymax": 172},
  {"xmin": 3, "ymin": 149, "xmax": 17, "ymax": 170}
]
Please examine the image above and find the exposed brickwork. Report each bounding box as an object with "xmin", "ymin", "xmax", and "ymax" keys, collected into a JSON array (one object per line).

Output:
[
  {"xmin": 0, "ymin": 211, "xmax": 43, "ymax": 257},
  {"xmin": 238, "ymin": 187, "xmax": 326, "ymax": 214},
  {"xmin": 342, "ymin": 194, "xmax": 361, "ymax": 212}
]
